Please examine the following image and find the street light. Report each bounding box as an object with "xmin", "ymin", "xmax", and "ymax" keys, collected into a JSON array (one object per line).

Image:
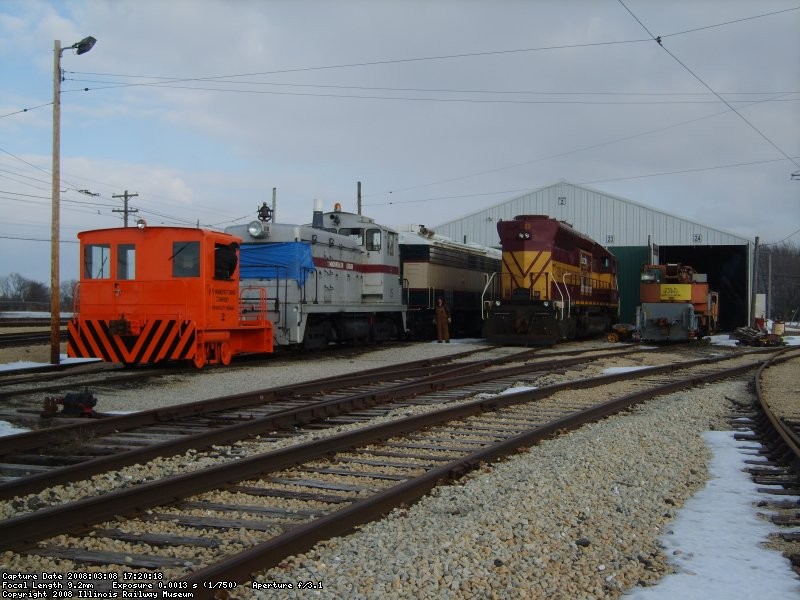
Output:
[{"xmin": 51, "ymin": 36, "xmax": 96, "ymax": 364}]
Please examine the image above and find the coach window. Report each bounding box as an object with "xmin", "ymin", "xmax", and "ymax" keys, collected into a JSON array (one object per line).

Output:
[
  {"xmin": 366, "ymin": 228, "xmax": 381, "ymax": 251},
  {"xmin": 84, "ymin": 244, "xmax": 111, "ymax": 279},
  {"xmin": 172, "ymin": 241, "xmax": 200, "ymax": 277},
  {"xmin": 117, "ymin": 244, "xmax": 136, "ymax": 280}
]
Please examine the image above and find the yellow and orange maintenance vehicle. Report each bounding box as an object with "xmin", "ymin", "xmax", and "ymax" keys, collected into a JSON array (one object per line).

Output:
[{"xmin": 635, "ymin": 263, "xmax": 719, "ymax": 342}]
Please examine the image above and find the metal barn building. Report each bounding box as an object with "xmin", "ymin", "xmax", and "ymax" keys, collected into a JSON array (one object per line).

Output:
[{"xmin": 432, "ymin": 181, "xmax": 753, "ymax": 329}]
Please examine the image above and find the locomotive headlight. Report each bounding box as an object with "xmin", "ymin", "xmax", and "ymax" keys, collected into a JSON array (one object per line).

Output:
[{"xmin": 248, "ymin": 221, "xmax": 265, "ymax": 238}]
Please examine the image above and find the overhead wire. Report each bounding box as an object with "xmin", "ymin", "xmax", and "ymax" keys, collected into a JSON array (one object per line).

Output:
[
  {"xmin": 59, "ymin": 77, "xmax": 800, "ymax": 105},
  {"xmin": 364, "ymin": 156, "xmax": 797, "ymax": 207},
  {"xmin": 64, "ymin": 5, "xmax": 799, "ymax": 86},
  {"xmin": 660, "ymin": 5, "xmax": 800, "ymax": 39},
  {"xmin": 617, "ymin": 0, "xmax": 800, "ymax": 170},
  {"xmin": 1, "ymin": 5, "xmax": 797, "ymax": 230},
  {"xmin": 66, "ymin": 36, "xmax": 654, "ymax": 87},
  {"xmin": 368, "ymin": 92, "xmax": 796, "ymax": 198}
]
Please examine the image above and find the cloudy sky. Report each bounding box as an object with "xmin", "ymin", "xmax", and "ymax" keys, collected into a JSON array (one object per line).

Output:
[{"xmin": 1, "ymin": 0, "xmax": 798, "ymax": 284}]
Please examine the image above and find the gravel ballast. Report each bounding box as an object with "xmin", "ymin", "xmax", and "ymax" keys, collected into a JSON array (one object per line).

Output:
[
  {"xmin": 241, "ymin": 380, "xmax": 746, "ymax": 599},
  {"xmin": 1, "ymin": 342, "xmax": 796, "ymax": 598}
]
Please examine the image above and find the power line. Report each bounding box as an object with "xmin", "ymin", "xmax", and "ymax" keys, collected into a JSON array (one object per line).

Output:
[
  {"xmin": 67, "ymin": 37, "xmax": 653, "ymax": 87},
  {"xmin": 0, "ymin": 234, "xmax": 79, "ymax": 244},
  {"xmin": 61, "ymin": 77, "xmax": 800, "ymax": 105},
  {"xmin": 577, "ymin": 156, "xmax": 799, "ymax": 185},
  {"xmin": 661, "ymin": 5, "xmax": 800, "ymax": 39},
  {"xmin": 365, "ymin": 156, "xmax": 797, "ymax": 207},
  {"xmin": 66, "ymin": 5, "xmax": 800, "ymax": 86},
  {"xmin": 74, "ymin": 79, "xmax": 800, "ymax": 97},
  {"xmin": 368, "ymin": 93, "xmax": 796, "ymax": 198},
  {"xmin": 0, "ymin": 102, "xmax": 53, "ymax": 119},
  {"xmin": 762, "ymin": 228, "xmax": 800, "ymax": 246},
  {"xmin": 617, "ymin": 0, "xmax": 800, "ymax": 170}
]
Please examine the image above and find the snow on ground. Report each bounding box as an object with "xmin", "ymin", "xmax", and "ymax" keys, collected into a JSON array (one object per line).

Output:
[
  {"xmin": 1, "ymin": 408, "xmax": 796, "ymax": 596},
  {"xmin": 624, "ymin": 431, "xmax": 800, "ymax": 599},
  {"xmin": 0, "ymin": 420, "xmax": 27, "ymax": 437},
  {"xmin": 0, "ymin": 355, "xmax": 98, "ymax": 373}
]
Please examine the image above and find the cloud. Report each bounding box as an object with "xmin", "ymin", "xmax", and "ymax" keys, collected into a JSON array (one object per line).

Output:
[{"xmin": 0, "ymin": 0, "xmax": 798, "ymax": 285}]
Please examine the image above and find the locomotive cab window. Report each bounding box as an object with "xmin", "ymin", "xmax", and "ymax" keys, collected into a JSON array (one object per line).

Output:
[
  {"xmin": 84, "ymin": 244, "xmax": 111, "ymax": 279},
  {"xmin": 366, "ymin": 229, "xmax": 381, "ymax": 251},
  {"xmin": 338, "ymin": 228, "xmax": 364, "ymax": 245},
  {"xmin": 386, "ymin": 231, "xmax": 397, "ymax": 256},
  {"xmin": 117, "ymin": 244, "xmax": 136, "ymax": 280},
  {"xmin": 214, "ymin": 242, "xmax": 238, "ymax": 280},
  {"xmin": 172, "ymin": 241, "xmax": 200, "ymax": 277},
  {"xmin": 641, "ymin": 268, "xmax": 661, "ymax": 283}
]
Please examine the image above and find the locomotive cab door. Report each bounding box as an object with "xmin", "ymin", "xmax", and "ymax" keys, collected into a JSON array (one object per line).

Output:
[
  {"xmin": 579, "ymin": 251, "xmax": 592, "ymax": 297},
  {"xmin": 363, "ymin": 228, "xmax": 400, "ymax": 302}
]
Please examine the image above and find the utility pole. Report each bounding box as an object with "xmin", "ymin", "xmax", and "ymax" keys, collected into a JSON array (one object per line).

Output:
[
  {"xmin": 50, "ymin": 35, "xmax": 96, "ymax": 365},
  {"xmin": 112, "ymin": 190, "xmax": 139, "ymax": 227},
  {"xmin": 767, "ymin": 249, "xmax": 772, "ymax": 321},
  {"xmin": 750, "ymin": 236, "xmax": 760, "ymax": 328}
]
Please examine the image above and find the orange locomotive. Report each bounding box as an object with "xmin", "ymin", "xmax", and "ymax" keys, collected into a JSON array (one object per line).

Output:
[
  {"xmin": 67, "ymin": 223, "xmax": 273, "ymax": 367},
  {"xmin": 635, "ymin": 263, "xmax": 719, "ymax": 341}
]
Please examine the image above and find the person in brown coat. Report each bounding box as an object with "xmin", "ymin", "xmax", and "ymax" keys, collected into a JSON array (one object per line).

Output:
[{"xmin": 434, "ymin": 297, "xmax": 451, "ymax": 343}]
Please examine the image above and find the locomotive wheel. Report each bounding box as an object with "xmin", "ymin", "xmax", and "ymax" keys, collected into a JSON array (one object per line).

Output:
[
  {"xmin": 219, "ymin": 342, "xmax": 232, "ymax": 366},
  {"xmin": 193, "ymin": 344, "xmax": 207, "ymax": 369}
]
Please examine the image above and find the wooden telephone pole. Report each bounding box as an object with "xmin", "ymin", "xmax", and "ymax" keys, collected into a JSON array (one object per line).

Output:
[{"xmin": 112, "ymin": 190, "xmax": 139, "ymax": 227}]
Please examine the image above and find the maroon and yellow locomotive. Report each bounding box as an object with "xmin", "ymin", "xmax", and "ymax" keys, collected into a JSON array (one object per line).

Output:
[{"xmin": 483, "ymin": 215, "xmax": 619, "ymax": 345}]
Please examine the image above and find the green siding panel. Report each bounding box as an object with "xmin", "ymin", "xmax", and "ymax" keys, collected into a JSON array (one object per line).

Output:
[{"xmin": 610, "ymin": 246, "xmax": 649, "ymax": 324}]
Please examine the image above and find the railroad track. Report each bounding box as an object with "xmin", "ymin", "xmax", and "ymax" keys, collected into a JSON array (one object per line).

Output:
[
  {"xmin": 755, "ymin": 350, "xmax": 800, "ymax": 471},
  {"xmin": 0, "ymin": 346, "xmax": 781, "ymax": 597},
  {"xmin": 732, "ymin": 349, "xmax": 800, "ymax": 573},
  {"xmin": 0, "ymin": 330, "xmax": 65, "ymax": 349},
  {"xmin": 0, "ymin": 345, "xmax": 642, "ymax": 499},
  {"xmin": 0, "ymin": 339, "xmax": 488, "ymax": 395}
]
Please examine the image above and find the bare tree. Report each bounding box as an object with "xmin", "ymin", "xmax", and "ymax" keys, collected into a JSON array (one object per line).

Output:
[{"xmin": 758, "ymin": 242, "xmax": 800, "ymax": 321}]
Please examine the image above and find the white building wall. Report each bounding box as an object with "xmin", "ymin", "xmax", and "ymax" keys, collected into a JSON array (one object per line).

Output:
[{"xmin": 434, "ymin": 181, "xmax": 750, "ymax": 249}]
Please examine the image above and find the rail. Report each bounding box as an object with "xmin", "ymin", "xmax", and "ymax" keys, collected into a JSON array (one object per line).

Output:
[
  {"xmin": 755, "ymin": 349, "xmax": 800, "ymax": 471},
  {"xmin": 0, "ymin": 349, "xmax": 778, "ymax": 595}
]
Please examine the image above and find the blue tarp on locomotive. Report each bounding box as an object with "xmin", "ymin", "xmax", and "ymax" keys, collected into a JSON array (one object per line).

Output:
[{"xmin": 239, "ymin": 242, "xmax": 316, "ymax": 285}]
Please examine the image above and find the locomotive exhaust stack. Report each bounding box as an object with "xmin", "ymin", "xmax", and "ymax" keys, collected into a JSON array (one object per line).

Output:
[{"xmin": 312, "ymin": 198, "xmax": 324, "ymax": 229}]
